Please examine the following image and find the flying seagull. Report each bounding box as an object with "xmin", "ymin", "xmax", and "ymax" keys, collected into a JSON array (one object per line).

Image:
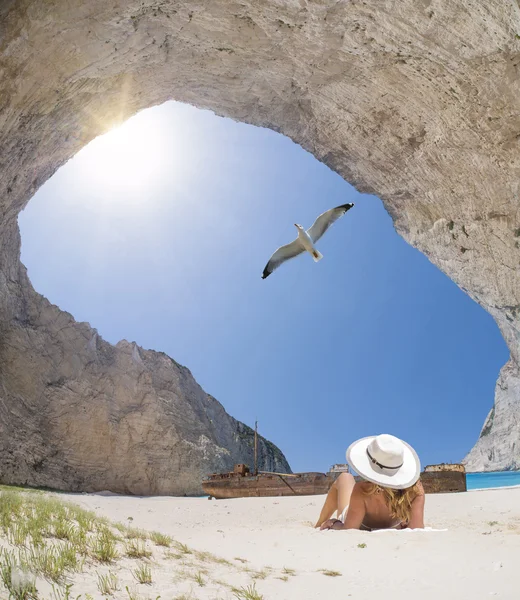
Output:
[{"xmin": 261, "ymin": 203, "xmax": 354, "ymax": 279}]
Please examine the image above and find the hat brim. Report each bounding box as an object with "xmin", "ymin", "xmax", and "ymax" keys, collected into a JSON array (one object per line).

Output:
[{"xmin": 346, "ymin": 436, "xmax": 421, "ymax": 490}]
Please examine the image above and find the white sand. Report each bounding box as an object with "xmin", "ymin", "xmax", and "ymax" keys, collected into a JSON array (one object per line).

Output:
[{"xmin": 50, "ymin": 487, "xmax": 520, "ymax": 600}]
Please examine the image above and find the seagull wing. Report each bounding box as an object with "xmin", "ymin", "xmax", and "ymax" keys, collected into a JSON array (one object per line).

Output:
[
  {"xmin": 262, "ymin": 239, "xmax": 304, "ymax": 279},
  {"xmin": 307, "ymin": 203, "xmax": 354, "ymax": 243}
]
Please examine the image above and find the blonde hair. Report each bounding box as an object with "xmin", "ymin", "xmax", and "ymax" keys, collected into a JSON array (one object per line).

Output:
[{"xmin": 362, "ymin": 481, "xmax": 422, "ymax": 523}]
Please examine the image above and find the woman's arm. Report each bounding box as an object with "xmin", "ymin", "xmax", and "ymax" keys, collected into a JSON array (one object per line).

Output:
[
  {"xmin": 341, "ymin": 485, "xmax": 366, "ymax": 530},
  {"xmin": 407, "ymin": 483, "xmax": 425, "ymax": 529}
]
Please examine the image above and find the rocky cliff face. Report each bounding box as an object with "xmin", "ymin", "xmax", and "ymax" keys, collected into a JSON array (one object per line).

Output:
[
  {"xmin": 463, "ymin": 360, "xmax": 520, "ymax": 471},
  {"xmin": 1, "ymin": 0, "xmax": 520, "ymax": 481},
  {"xmin": 0, "ymin": 283, "xmax": 290, "ymax": 495}
]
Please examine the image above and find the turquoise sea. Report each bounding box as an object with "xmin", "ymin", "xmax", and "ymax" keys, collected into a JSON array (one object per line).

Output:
[{"xmin": 467, "ymin": 471, "xmax": 520, "ymax": 490}]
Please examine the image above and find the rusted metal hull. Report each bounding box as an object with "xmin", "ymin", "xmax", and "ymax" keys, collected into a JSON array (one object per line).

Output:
[
  {"xmin": 202, "ymin": 472, "xmax": 335, "ymax": 499},
  {"xmin": 420, "ymin": 471, "xmax": 467, "ymax": 493},
  {"xmin": 352, "ymin": 471, "xmax": 467, "ymax": 494},
  {"xmin": 203, "ymin": 470, "xmax": 467, "ymax": 499}
]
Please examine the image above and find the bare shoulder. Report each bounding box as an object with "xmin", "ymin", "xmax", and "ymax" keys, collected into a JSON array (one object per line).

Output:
[
  {"xmin": 353, "ymin": 481, "xmax": 372, "ymax": 495},
  {"xmin": 415, "ymin": 480, "xmax": 425, "ymax": 496},
  {"xmin": 346, "ymin": 482, "xmax": 369, "ymax": 503}
]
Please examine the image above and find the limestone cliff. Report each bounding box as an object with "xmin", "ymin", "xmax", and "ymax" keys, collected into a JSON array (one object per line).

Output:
[
  {"xmin": 0, "ymin": 286, "xmax": 290, "ymax": 495},
  {"xmin": 463, "ymin": 361, "xmax": 520, "ymax": 471},
  {"xmin": 1, "ymin": 1, "xmax": 520, "ymax": 482}
]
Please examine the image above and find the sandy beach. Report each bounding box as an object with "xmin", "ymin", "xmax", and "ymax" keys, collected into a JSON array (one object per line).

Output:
[{"xmin": 37, "ymin": 486, "xmax": 519, "ymax": 600}]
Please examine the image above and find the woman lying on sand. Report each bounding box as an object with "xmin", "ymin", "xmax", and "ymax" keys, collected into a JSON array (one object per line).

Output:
[{"xmin": 316, "ymin": 434, "xmax": 424, "ymax": 531}]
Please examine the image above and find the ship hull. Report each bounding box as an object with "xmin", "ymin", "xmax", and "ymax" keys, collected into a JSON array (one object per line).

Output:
[
  {"xmin": 203, "ymin": 470, "xmax": 467, "ymax": 499},
  {"xmin": 420, "ymin": 470, "xmax": 467, "ymax": 493},
  {"xmin": 202, "ymin": 472, "xmax": 335, "ymax": 499}
]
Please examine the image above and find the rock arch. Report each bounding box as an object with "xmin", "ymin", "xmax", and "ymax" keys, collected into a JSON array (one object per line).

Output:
[{"xmin": 1, "ymin": 0, "xmax": 519, "ymax": 491}]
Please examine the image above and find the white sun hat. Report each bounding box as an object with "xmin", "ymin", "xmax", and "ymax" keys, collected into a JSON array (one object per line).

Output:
[{"xmin": 346, "ymin": 434, "xmax": 421, "ymax": 490}]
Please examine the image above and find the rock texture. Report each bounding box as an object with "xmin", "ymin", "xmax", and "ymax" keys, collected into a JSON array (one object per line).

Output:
[
  {"xmin": 0, "ymin": 289, "xmax": 290, "ymax": 495},
  {"xmin": 1, "ymin": 1, "xmax": 520, "ymax": 481},
  {"xmin": 464, "ymin": 360, "xmax": 520, "ymax": 471}
]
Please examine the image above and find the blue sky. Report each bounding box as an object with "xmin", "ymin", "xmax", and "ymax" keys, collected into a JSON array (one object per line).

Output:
[{"xmin": 19, "ymin": 101, "xmax": 508, "ymax": 473}]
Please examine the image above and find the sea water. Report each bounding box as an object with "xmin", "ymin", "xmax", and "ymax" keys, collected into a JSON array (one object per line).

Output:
[{"xmin": 466, "ymin": 471, "xmax": 520, "ymax": 490}]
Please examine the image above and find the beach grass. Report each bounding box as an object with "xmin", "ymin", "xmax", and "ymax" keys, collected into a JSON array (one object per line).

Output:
[
  {"xmin": 194, "ymin": 549, "xmax": 232, "ymax": 566},
  {"xmin": 174, "ymin": 541, "xmax": 193, "ymax": 555},
  {"xmin": 125, "ymin": 538, "xmax": 152, "ymax": 559},
  {"xmin": 125, "ymin": 527, "xmax": 148, "ymax": 540},
  {"xmin": 0, "ymin": 548, "xmax": 38, "ymax": 599},
  {"xmin": 0, "ymin": 488, "xmax": 100, "ymax": 587},
  {"xmin": 232, "ymin": 582, "xmax": 264, "ymax": 599},
  {"xmin": 319, "ymin": 569, "xmax": 342, "ymax": 577},
  {"xmin": 193, "ymin": 570, "xmax": 206, "ymax": 586},
  {"xmin": 97, "ymin": 571, "xmax": 119, "ymax": 594},
  {"xmin": 0, "ymin": 485, "xmax": 305, "ymax": 598},
  {"xmin": 132, "ymin": 563, "xmax": 153, "ymax": 584},
  {"xmin": 0, "ymin": 489, "xmax": 142, "ymax": 595},
  {"xmin": 150, "ymin": 531, "xmax": 172, "ymax": 547},
  {"xmin": 124, "ymin": 584, "xmax": 141, "ymax": 600},
  {"xmin": 164, "ymin": 549, "xmax": 185, "ymax": 560},
  {"xmin": 250, "ymin": 567, "xmax": 269, "ymax": 580},
  {"xmin": 91, "ymin": 527, "xmax": 119, "ymax": 563}
]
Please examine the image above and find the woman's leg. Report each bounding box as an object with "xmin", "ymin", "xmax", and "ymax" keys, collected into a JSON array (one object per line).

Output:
[
  {"xmin": 315, "ymin": 473, "xmax": 356, "ymax": 527},
  {"xmin": 336, "ymin": 472, "xmax": 356, "ymax": 517}
]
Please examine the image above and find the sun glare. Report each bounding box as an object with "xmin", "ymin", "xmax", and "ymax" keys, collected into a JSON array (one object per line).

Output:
[{"xmin": 76, "ymin": 111, "xmax": 170, "ymax": 197}]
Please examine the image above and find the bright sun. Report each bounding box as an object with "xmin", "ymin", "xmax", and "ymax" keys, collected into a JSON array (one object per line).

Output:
[{"xmin": 76, "ymin": 110, "xmax": 170, "ymax": 197}]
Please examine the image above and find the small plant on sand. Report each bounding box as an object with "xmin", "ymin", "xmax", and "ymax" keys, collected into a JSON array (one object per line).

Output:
[
  {"xmin": 150, "ymin": 531, "xmax": 172, "ymax": 547},
  {"xmin": 282, "ymin": 567, "xmax": 295, "ymax": 576},
  {"xmin": 164, "ymin": 550, "xmax": 184, "ymax": 560},
  {"xmin": 69, "ymin": 527, "xmax": 88, "ymax": 556},
  {"xmin": 233, "ymin": 557, "xmax": 248, "ymax": 564},
  {"xmin": 53, "ymin": 515, "xmax": 76, "ymax": 541},
  {"xmin": 114, "ymin": 522, "xmax": 128, "ymax": 534},
  {"xmin": 126, "ymin": 527, "xmax": 148, "ymax": 541},
  {"xmin": 23, "ymin": 543, "xmax": 80, "ymax": 582},
  {"xmin": 125, "ymin": 584, "xmax": 160, "ymax": 600},
  {"xmin": 174, "ymin": 542, "xmax": 192, "ymax": 555},
  {"xmin": 62, "ymin": 541, "xmax": 82, "ymax": 571},
  {"xmin": 488, "ymin": 521, "xmax": 499, "ymax": 526},
  {"xmin": 7, "ymin": 522, "xmax": 28, "ymax": 547},
  {"xmin": 74, "ymin": 510, "xmax": 96, "ymax": 533},
  {"xmin": 319, "ymin": 569, "xmax": 342, "ymax": 577},
  {"xmin": 193, "ymin": 549, "xmax": 216, "ymax": 562},
  {"xmin": 92, "ymin": 528, "xmax": 119, "ymax": 563},
  {"xmin": 251, "ymin": 568, "xmax": 269, "ymax": 580},
  {"xmin": 194, "ymin": 549, "xmax": 232, "ymax": 566},
  {"xmin": 125, "ymin": 585, "xmax": 140, "ymax": 600},
  {"xmin": 0, "ymin": 490, "xmax": 24, "ymax": 522},
  {"xmin": 193, "ymin": 570, "xmax": 206, "ymax": 586},
  {"xmin": 277, "ymin": 575, "xmax": 289, "ymax": 582},
  {"xmin": 125, "ymin": 539, "xmax": 152, "ymax": 559},
  {"xmin": 357, "ymin": 543, "xmax": 367, "ymax": 549},
  {"xmin": 49, "ymin": 583, "xmax": 75, "ymax": 600},
  {"xmin": 232, "ymin": 583, "xmax": 263, "ymax": 600},
  {"xmin": 0, "ymin": 549, "xmax": 38, "ymax": 600},
  {"xmin": 133, "ymin": 563, "xmax": 153, "ymax": 585},
  {"xmin": 97, "ymin": 571, "xmax": 119, "ymax": 595}
]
